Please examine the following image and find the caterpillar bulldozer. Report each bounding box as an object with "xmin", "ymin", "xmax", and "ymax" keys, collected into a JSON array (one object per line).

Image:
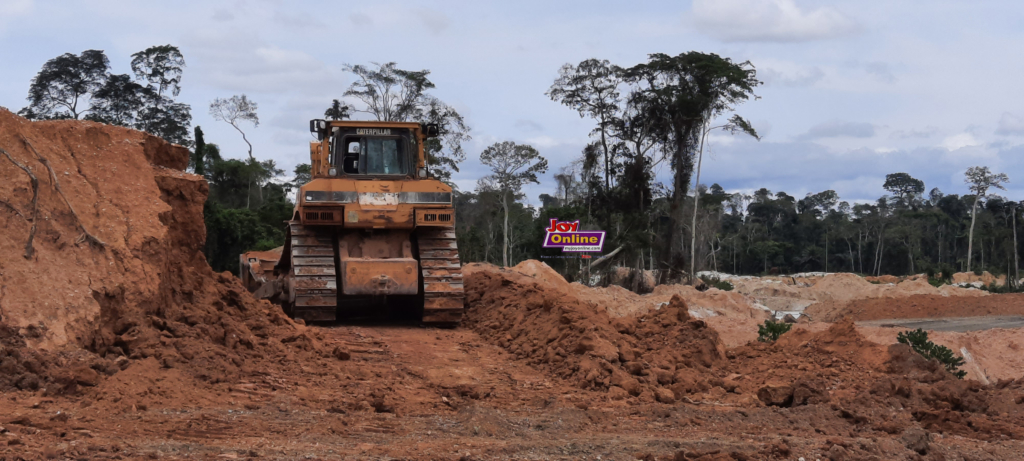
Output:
[{"xmin": 238, "ymin": 119, "xmax": 464, "ymax": 325}]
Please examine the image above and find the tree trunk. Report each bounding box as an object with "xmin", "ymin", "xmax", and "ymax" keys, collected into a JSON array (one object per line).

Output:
[
  {"xmin": 824, "ymin": 229, "xmax": 828, "ymax": 273},
  {"xmin": 967, "ymin": 195, "xmax": 980, "ymax": 272},
  {"xmin": 847, "ymin": 238, "xmax": 854, "ymax": 272},
  {"xmin": 668, "ymin": 125, "xmax": 691, "ymax": 280},
  {"xmin": 858, "ymin": 230, "xmax": 863, "ymax": 273},
  {"xmin": 600, "ymin": 119, "xmax": 610, "ymax": 192},
  {"xmin": 1014, "ymin": 206, "xmax": 1019, "ymax": 282},
  {"xmin": 690, "ymin": 126, "xmax": 707, "ymax": 283},
  {"xmin": 502, "ymin": 193, "xmax": 509, "ymax": 267}
]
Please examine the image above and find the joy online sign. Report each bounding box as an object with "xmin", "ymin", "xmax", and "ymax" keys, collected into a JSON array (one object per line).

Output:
[{"xmin": 543, "ymin": 219, "xmax": 605, "ymax": 253}]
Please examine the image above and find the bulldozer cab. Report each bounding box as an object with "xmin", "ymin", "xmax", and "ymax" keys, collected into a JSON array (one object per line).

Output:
[{"xmin": 308, "ymin": 120, "xmax": 438, "ymax": 181}]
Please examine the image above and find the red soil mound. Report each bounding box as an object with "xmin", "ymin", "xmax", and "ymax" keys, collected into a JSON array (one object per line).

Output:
[
  {"xmin": 806, "ymin": 293, "xmax": 1024, "ymax": 321},
  {"xmin": 466, "ymin": 264, "xmax": 1024, "ymax": 442},
  {"xmin": 464, "ymin": 265, "xmax": 724, "ymax": 402},
  {"xmin": 0, "ymin": 110, "xmax": 322, "ymax": 392}
]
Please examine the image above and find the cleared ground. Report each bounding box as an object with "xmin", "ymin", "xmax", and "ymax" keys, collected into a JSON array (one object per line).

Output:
[{"xmin": 858, "ymin": 315, "xmax": 1024, "ymax": 332}]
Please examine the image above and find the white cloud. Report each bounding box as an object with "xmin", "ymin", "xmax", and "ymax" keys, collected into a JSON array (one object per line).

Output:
[
  {"xmin": 798, "ymin": 121, "xmax": 875, "ymax": 140},
  {"xmin": 184, "ymin": 31, "xmax": 337, "ymax": 94},
  {"xmin": 995, "ymin": 112, "xmax": 1024, "ymax": 136},
  {"xmin": 691, "ymin": 0, "xmax": 859, "ymax": 42},
  {"xmin": 941, "ymin": 133, "xmax": 981, "ymax": 151}
]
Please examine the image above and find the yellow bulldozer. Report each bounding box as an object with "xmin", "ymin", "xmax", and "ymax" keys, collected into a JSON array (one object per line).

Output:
[{"xmin": 239, "ymin": 119, "xmax": 464, "ymax": 325}]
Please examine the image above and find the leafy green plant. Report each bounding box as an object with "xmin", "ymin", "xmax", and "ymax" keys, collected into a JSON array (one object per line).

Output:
[
  {"xmin": 896, "ymin": 329, "xmax": 967, "ymax": 379},
  {"xmin": 699, "ymin": 275, "xmax": 734, "ymax": 291},
  {"xmin": 757, "ymin": 320, "xmax": 792, "ymax": 343}
]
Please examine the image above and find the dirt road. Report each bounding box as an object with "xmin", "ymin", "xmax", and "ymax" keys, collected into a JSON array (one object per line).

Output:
[
  {"xmin": 858, "ymin": 315, "xmax": 1024, "ymax": 332},
  {"xmin": 4, "ymin": 322, "xmax": 1020, "ymax": 460}
]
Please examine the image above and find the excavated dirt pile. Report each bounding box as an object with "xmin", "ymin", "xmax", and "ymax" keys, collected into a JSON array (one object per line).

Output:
[
  {"xmin": 464, "ymin": 263, "xmax": 725, "ymax": 402},
  {"xmin": 465, "ymin": 262, "xmax": 1024, "ymax": 445},
  {"xmin": 0, "ymin": 110, "xmax": 322, "ymax": 392}
]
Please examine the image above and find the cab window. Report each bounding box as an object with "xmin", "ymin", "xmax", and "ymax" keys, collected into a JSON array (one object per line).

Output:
[{"xmin": 338, "ymin": 136, "xmax": 408, "ymax": 175}]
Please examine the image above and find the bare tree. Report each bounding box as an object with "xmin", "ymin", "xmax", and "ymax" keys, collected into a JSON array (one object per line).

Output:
[
  {"xmin": 689, "ymin": 115, "xmax": 759, "ymax": 282},
  {"xmin": 210, "ymin": 95, "xmax": 259, "ymax": 161},
  {"xmin": 210, "ymin": 95, "xmax": 260, "ymax": 207},
  {"xmin": 478, "ymin": 142, "xmax": 548, "ymax": 267},
  {"xmin": 964, "ymin": 166, "xmax": 1009, "ymax": 272}
]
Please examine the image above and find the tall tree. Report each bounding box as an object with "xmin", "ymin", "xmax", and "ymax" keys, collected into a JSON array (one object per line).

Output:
[
  {"xmin": 547, "ymin": 59, "xmax": 621, "ymax": 191},
  {"xmin": 883, "ymin": 172, "xmax": 925, "ymax": 208},
  {"xmin": 689, "ymin": 115, "xmax": 759, "ymax": 280},
  {"xmin": 324, "ymin": 99, "xmax": 351, "ymax": 120},
  {"xmin": 20, "ymin": 50, "xmax": 110, "ymax": 120},
  {"xmin": 130, "ymin": 45, "xmax": 186, "ymax": 98},
  {"xmin": 88, "ymin": 74, "xmax": 150, "ymax": 126},
  {"xmin": 193, "ymin": 126, "xmax": 206, "ymax": 176},
  {"xmin": 478, "ymin": 141, "xmax": 548, "ymax": 267},
  {"xmin": 964, "ymin": 166, "xmax": 1009, "ymax": 272},
  {"xmin": 622, "ymin": 52, "xmax": 760, "ymax": 279},
  {"xmin": 210, "ymin": 95, "xmax": 259, "ymax": 161},
  {"xmin": 210, "ymin": 95, "xmax": 261, "ymax": 207},
  {"xmin": 342, "ymin": 62, "xmax": 470, "ymax": 183}
]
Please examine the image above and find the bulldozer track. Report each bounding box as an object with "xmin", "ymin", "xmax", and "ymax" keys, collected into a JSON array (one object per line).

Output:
[
  {"xmin": 286, "ymin": 221, "xmax": 338, "ymax": 321},
  {"xmin": 417, "ymin": 227, "xmax": 465, "ymax": 325}
]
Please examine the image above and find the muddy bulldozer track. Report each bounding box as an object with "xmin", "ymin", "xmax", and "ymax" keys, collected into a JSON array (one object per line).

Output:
[
  {"xmin": 282, "ymin": 222, "xmax": 465, "ymax": 324},
  {"xmin": 417, "ymin": 227, "xmax": 465, "ymax": 324}
]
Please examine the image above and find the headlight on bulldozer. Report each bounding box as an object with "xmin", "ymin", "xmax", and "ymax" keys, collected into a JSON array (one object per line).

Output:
[{"xmin": 328, "ymin": 167, "xmax": 337, "ymax": 176}]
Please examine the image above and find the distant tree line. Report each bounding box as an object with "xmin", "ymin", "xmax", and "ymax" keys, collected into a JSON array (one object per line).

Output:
[
  {"xmin": 20, "ymin": 49, "xmax": 1019, "ymax": 283},
  {"xmin": 453, "ymin": 54, "xmax": 1021, "ymax": 286}
]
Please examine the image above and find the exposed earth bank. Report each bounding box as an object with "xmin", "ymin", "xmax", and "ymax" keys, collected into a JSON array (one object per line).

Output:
[{"xmin": 1, "ymin": 114, "xmax": 1023, "ymax": 460}]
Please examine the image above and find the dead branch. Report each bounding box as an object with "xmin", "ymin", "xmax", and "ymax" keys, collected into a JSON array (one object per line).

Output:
[
  {"xmin": 21, "ymin": 137, "xmax": 106, "ymax": 248},
  {"xmin": 0, "ymin": 146, "xmax": 39, "ymax": 259},
  {"xmin": 589, "ymin": 245, "xmax": 624, "ymax": 269},
  {"xmin": 0, "ymin": 198, "xmax": 26, "ymax": 221}
]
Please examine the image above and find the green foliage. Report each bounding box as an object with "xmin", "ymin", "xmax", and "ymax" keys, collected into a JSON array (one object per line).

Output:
[
  {"xmin": 342, "ymin": 62, "xmax": 470, "ymax": 184},
  {"xmin": 21, "ymin": 50, "xmax": 109, "ymax": 120},
  {"xmin": 699, "ymin": 275, "xmax": 733, "ymax": 291},
  {"xmin": 22, "ymin": 47, "xmax": 193, "ymax": 147},
  {"xmin": 203, "ymin": 169, "xmax": 294, "ymax": 273},
  {"xmin": 324, "ymin": 99, "xmax": 351, "ymax": 120},
  {"xmin": 130, "ymin": 45, "xmax": 186, "ymax": 97},
  {"xmin": 757, "ymin": 320, "xmax": 792, "ymax": 343},
  {"xmin": 192, "ymin": 126, "xmax": 206, "ymax": 176},
  {"xmin": 896, "ymin": 329, "xmax": 967, "ymax": 379}
]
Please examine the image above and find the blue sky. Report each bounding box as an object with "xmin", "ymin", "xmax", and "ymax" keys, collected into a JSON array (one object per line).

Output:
[{"xmin": 2, "ymin": 0, "xmax": 1022, "ymax": 205}]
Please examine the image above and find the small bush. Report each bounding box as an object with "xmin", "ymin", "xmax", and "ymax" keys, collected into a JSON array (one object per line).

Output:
[
  {"xmin": 978, "ymin": 282, "xmax": 1024, "ymax": 294},
  {"xmin": 927, "ymin": 278, "xmax": 946, "ymax": 288},
  {"xmin": 699, "ymin": 275, "xmax": 734, "ymax": 291},
  {"xmin": 973, "ymin": 268, "xmax": 983, "ymax": 276},
  {"xmin": 896, "ymin": 328, "xmax": 967, "ymax": 379},
  {"xmin": 757, "ymin": 320, "xmax": 792, "ymax": 343}
]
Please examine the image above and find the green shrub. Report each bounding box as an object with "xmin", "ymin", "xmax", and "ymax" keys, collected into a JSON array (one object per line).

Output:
[
  {"xmin": 973, "ymin": 268, "xmax": 983, "ymax": 276},
  {"xmin": 896, "ymin": 328, "xmax": 967, "ymax": 379},
  {"xmin": 757, "ymin": 320, "xmax": 792, "ymax": 342},
  {"xmin": 699, "ymin": 275, "xmax": 734, "ymax": 291},
  {"xmin": 927, "ymin": 278, "xmax": 945, "ymax": 288}
]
